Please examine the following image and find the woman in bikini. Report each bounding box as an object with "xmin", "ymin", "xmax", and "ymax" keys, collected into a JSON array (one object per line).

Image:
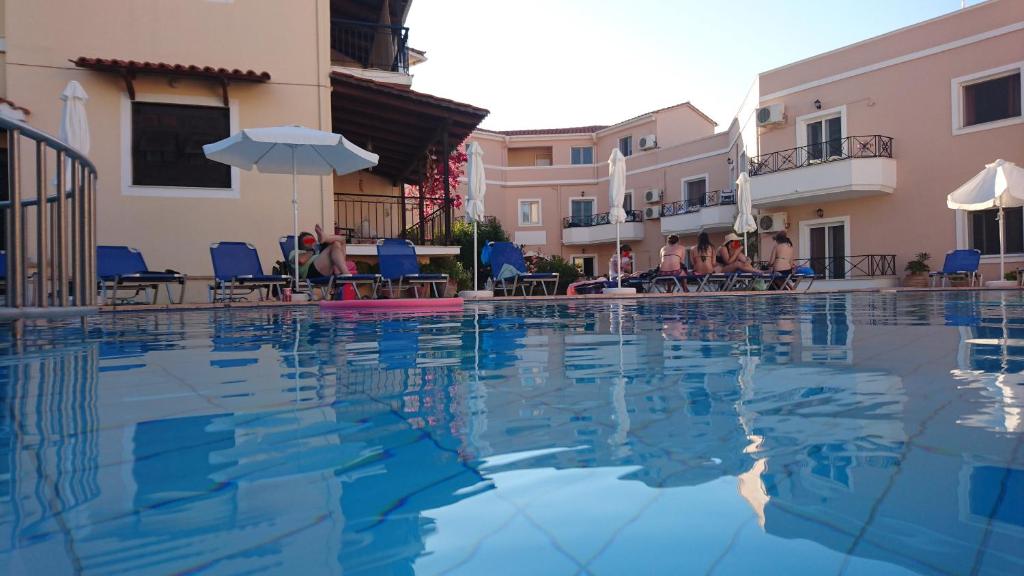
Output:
[
  {"xmin": 768, "ymin": 231, "xmax": 795, "ymax": 288},
  {"xmin": 659, "ymin": 235, "xmax": 686, "ymax": 275},
  {"xmin": 690, "ymin": 232, "xmax": 716, "ymax": 275}
]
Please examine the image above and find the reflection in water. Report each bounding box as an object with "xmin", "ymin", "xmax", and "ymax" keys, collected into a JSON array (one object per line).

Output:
[{"xmin": 0, "ymin": 293, "xmax": 1021, "ymax": 575}]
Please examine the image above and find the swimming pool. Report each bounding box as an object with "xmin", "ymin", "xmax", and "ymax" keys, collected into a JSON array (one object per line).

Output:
[{"xmin": 0, "ymin": 291, "xmax": 1021, "ymax": 575}]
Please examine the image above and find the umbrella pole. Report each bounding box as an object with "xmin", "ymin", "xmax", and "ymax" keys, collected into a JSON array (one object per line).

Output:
[
  {"xmin": 616, "ymin": 224, "xmax": 622, "ymax": 288},
  {"xmin": 999, "ymin": 204, "xmax": 1006, "ymax": 280},
  {"xmin": 292, "ymin": 147, "xmax": 299, "ymax": 292},
  {"xmin": 474, "ymin": 220, "xmax": 479, "ymax": 292}
]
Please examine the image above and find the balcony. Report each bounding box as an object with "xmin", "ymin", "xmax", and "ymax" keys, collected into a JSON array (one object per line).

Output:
[
  {"xmin": 330, "ymin": 18, "xmax": 410, "ymax": 75},
  {"xmin": 562, "ymin": 210, "xmax": 645, "ymax": 246},
  {"xmin": 748, "ymin": 135, "xmax": 896, "ymax": 208},
  {"xmin": 660, "ymin": 190, "xmax": 736, "ymax": 235}
]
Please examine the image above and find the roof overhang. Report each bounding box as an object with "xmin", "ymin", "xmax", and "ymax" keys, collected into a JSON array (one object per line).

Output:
[
  {"xmin": 330, "ymin": 71, "xmax": 488, "ymax": 184},
  {"xmin": 72, "ymin": 57, "xmax": 271, "ymax": 106}
]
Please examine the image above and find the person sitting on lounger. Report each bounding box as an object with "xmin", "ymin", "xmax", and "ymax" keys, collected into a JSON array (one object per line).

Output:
[
  {"xmin": 717, "ymin": 233, "xmax": 757, "ymax": 274},
  {"xmin": 690, "ymin": 232, "xmax": 716, "ymax": 275},
  {"xmin": 768, "ymin": 231, "xmax": 795, "ymax": 289},
  {"xmin": 659, "ymin": 235, "xmax": 687, "ymax": 275},
  {"xmin": 291, "ymin": 223, "xmax": 350, "ymax": 279}
]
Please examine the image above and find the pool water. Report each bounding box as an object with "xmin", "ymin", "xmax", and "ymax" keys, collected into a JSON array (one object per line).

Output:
[{"xmin": 0, "ymin": 292, "xmax": 1022, "ymax": 575}]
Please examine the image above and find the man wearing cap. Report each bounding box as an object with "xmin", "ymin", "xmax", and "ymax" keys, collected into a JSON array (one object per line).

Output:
[{"xmin": 717, "ymin": 233, "xmax": 757, "ymax": 274}]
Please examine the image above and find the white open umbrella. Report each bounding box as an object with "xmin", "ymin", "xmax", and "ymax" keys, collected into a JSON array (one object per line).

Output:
[
  {"xmin": 734, "ymin": 172, "xmax": 756, "ymax": 254},
  {"xmin": 947, "ymin": 159, "xmax": 1024, "ymax": 281},
  {"xmin": 59, "ymin": 81, "xmax": 90, "ymax": 190},
  {"xmin": 464, "ymin": 142, "xmax": 488, "ymax": 296},
  {"xmin": 203, "ymin": 125, "xmax": 378, "ymax": 289},
  {"xmin": 608, "ymin": 149, "xmax": 628, "ymax": 290}
]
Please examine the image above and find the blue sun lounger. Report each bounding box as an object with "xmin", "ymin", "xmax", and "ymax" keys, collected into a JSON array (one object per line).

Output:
[
  {"xmin": 377, "ymin": 238, "xmax": 448, "ymax": 298},
  {"xmin": 209, "ymin": 242, "xmax": 290, "ymax": 302},
  {"xmin": 97, "ymin": 245, "xmax": 187, "ymax": 305},
  {"xmin": 278, "ymin": 236, "xmax": 381, "ymax": 300},
  {"xmin": 487, "ymin": 241, "xmax": 559, "ymax": 296},
  {"xmin": 929, "ymin": 249, "xmax": 982, "ymax": 287}
]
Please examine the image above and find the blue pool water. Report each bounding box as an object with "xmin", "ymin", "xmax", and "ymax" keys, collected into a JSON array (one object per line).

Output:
[{"xmin": 0, "ymin": 292, "xmax": 1022, "ymax": 575}]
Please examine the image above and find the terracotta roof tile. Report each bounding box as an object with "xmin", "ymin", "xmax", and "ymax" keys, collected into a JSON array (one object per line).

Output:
[
  {"xmin": 482, "ymin": 125, "xmax": 609, "ymax": 137},
  {"xmin": 72, "ymin": 57, "xmax": 271, "ymax": 82}
]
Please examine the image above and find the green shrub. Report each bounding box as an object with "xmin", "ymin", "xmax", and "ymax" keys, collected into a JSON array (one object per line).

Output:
[
  {"xmin": 422, "ymin": 256, "xmax": 471, "ymax": 292},
  {"xmin": 531, "ymin": 255, "xmax": 580, "ymax": 294},
  {"xmin": 905, "ymin": 252, "xmax": 931, "ymax": 274}
]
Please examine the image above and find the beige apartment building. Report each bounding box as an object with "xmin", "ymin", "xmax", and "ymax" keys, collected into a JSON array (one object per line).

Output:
[
  {"xmin": 472, "ymin": 0, "xmax": 1023, "ymax": 285},
  {"xmin": 0, "ymin": 0, "xmax": 486, "ymax": 301}
]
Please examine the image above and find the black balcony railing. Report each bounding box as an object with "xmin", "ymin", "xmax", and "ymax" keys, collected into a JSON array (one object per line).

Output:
[
  {"xmin": 330, "ymin": 18, "xmax": 410, "ymax": 74},
  {"xmin": 334, "ymin": 193, "xmax": 452, "ymax": 246},
  {"xmin": 796, "ymin": 254, "xmax": 896, "ymax": 280},
  {"xmin": 562, "ymin": 209, "xmax": 643, "ymax": 228},
  {"xmin": 660, "ymin": 189, "xmax": 736, "ymax": 217},
  {"xmin": 748, "ymin": 135, "xmax": 893, "ymax": 177}
]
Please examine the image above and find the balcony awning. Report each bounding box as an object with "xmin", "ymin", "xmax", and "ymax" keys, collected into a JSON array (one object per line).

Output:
[
  {"xmin": 330, "ymin": 71, "xmax": 489, "ymax": 184},
  {"xmin": 71, "ymin": 57, "xmax": 271, "ymax": 106}
]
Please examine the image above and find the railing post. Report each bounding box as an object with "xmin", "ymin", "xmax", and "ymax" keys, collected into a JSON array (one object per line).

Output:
[
  {"xmin": 399, "ymin": 186, "xmax": 407, "ymax": 234},
  {"xmin": 54, "ymin": 150, "xmax": 69, "ymax": 306},
  {"xmin": 87, "ymin": 171, "xmax": 97, "ymax": 306},
  {"xmin": 69, "ymin": 157, "xmax": 79, "ymax": 305},
  {"xmin": 35, "ymin": 141, "xmax": 48, "ymax": 307},
  {"xmin": 417, "ymin": 184, "xmax": 426, "ymax": 245},
  {"xmin": 6, "ymin": 129, "xmax": 23, "ymax": 307},
  {"xmin": 442, "ymin": 133, "xmax": 452, "ymax": 245}
]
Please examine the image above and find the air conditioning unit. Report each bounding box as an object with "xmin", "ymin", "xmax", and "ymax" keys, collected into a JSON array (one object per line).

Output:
[
  {"xmin": 644, "ymin": 206, "xmax": 661, "ymax": 220},
  {"xmin": 638, "ymin": 134, "xmax": 657, "ymax": 150},
  {"xmin": 758, "ymin": 212, "xmax": 788, "ymax": 233},
  {"xmin": 644, "ymin": 188, "xmax": 663, "ymax": 203},
  {"xmin": 756, "ymin": 104, "xmax": 785, "ymax": 127}
]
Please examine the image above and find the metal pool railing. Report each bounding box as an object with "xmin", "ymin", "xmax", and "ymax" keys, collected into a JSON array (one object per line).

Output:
[{"xmin": 2, "ymin": 116, "xmax": 98, "ymax": 313}]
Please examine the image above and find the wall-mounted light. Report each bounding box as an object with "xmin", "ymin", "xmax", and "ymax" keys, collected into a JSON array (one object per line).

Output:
[
  {"xmin": 816, "ymin": 208, "xmax": 824, "ymax": 218},
  {"xmin": 579, "ymin": 190, "xmax": 585, "ymax": 197},
  {"xmin": 726, "ymin": 158, "xmax": 733, "ymax": 165},
  {"xmin": 814, "ymin": 99, "xmax": 822, "ymax": 110}
]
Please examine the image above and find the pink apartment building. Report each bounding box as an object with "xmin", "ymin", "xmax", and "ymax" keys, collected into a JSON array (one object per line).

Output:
[{"xmin": 471, "ymin": 0, "xmax": 1024, "ymax": 286}]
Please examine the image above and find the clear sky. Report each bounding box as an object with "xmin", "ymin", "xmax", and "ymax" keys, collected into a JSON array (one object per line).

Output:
[{"xmin": 406, "ymin": 0, "xmax": 980, "ymax": 131}]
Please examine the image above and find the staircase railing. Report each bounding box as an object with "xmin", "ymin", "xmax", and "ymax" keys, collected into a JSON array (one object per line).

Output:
[{"xmin": 2, "ymin": 116, "xmax": 98, "ymax": 313}]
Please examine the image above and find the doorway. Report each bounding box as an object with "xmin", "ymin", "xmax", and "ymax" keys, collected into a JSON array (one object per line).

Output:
[
  {"xmin": 571, "ymin": 255, "xmax": 597, "ymax": 277},
  {"xmin": 801, "ymin": 217, "xmax": 848, "ymax": 279}
]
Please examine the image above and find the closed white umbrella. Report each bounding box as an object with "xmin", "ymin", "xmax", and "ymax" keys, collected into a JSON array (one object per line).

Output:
[
  {"xmin": 203, "ymin": 125, "xmax": 378, "ymax": 290},
  {"xmin": 608, "ymin": 149, "xmax": 628, "ymax": 289},
  {"xmin": 59, "ymin": 81, "xmax": 90, "ymax": 190},
  {"xmin": 734, "ymin": 172, "xmax": 756, "ymax": 254},
  {"xmin": 465, "ymin": 142, "xmax": 487, "ymax": 294},
  {"xmin": 947, "ymin": 159, "xmax": 1024, "ymax": 281}
]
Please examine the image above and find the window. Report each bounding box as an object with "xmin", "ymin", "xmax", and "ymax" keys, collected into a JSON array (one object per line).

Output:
[
  {"xmin": 963, "ymin": 72, "xmax": 1021, "ymax": 127},
  {"xmin": 571, "ymin": 146, "xmax": 594, "ymax": 165},
  {"xmin": 684, "ymin": 178, "xmax": 707, "ymax": 207},
  {"xmin": 569, "ymin": 198, "xmax": 595, "ymax": 226},
  {"xmin": 535, "ymin": 152, "xmax": 553, "ymax": 167},
  {"xmin": 131, "ymin": 102, "xmax": 230, "ymax": 188},
  {"xmin": 971, "ymin": 207, "xmax": 1023, "ymax": 255},
  {"xmin": 519, "ymin": 199, "xmax": 542, "ymax": 226},
  {"xmin": 622, "ymin": 191, "xmax": 633, "ymax": 214},
  {"xmin": 618, "ymin": 136, "xmax": 633, "ymax": 157},
  {"xmin": 806, "ymin": 115, "xmax": 842, "ymax": 161}
]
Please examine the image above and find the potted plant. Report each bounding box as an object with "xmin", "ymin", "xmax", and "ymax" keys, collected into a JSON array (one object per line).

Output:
[
  {"xmin": 422, "ymin": 257, "xmax": 470, "ymax": 297},
  {"xmin": 903, "ymin": 252, "xmax": 931, "ymax": 287}
]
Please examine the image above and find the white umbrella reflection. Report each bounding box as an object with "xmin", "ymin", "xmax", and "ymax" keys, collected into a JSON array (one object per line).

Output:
[{"xmin": 609, "ymin": 302, "xmax": 631, "ymax": 457}]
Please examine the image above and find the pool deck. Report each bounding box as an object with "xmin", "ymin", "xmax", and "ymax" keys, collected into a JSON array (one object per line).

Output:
[{"xmin": 91, "ymin": 285, "xmax": 1020, "ymax": 313}]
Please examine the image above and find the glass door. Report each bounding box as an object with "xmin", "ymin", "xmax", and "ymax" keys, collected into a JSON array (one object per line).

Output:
[
  {"xmin": 572, "ymin": 255, "xmax": 596, "ymax": 277},
  {"xmin": 808, "ymin": 222, "xmax": 846, "ymax": 279},
  {"xmin": 806, "ymin": 116, "xmax": 842, "ymax": 162},
  {"xmin": 570, "ymin": 199, "xmax": 595, "ymax": 226}
]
